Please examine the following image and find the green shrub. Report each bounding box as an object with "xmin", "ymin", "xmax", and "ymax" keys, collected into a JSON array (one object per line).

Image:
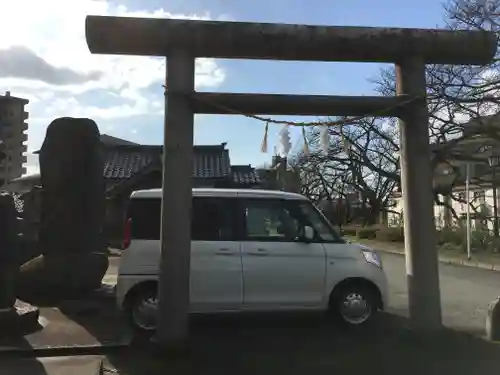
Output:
[
  {"xmin": 376, "ymin": 226, "xmax": 404, "ymax": 242},
  {"xmin": 486, "ymin": 236, "xmax": 500, "ymax": 253},
  {"xmin": 436, "ymin": 227, "xmax": 499, "ymax": 253},
  {"xmin": 470, "ymin": 229, "xmax": 493, "ymax": 252},
  {"xmin": 356, "ymin": 227, "xmax": 378, "ymax": 239},
  {"xmin": 436, "ymin": 227, "xmax": 464, "ymax": 246},
  {"xmin": 439, "ymin": 241, "xmax": 462, "ymax": 252}
]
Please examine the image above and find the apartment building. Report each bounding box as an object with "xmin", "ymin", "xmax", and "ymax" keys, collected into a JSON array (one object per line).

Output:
[{"xmin": 0, "ymin": 91, "xmax": 28, "ymax": 186}]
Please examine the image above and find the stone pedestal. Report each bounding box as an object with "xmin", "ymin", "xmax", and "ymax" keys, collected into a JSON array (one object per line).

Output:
[
  {"xmin": 486, "ymin": 296, "xmax": 500, "ymax": 341},
  {"xmin": 17, "ymin": 252, "xmax": 109, "ymax": 303},
  {"xmin": 0, "ymin": 300, "xmax": 40, "ymax": 336}
]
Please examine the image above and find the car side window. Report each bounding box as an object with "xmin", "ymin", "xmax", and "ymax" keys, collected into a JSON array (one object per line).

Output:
[
  {"xmin": 295, "ymin": 201, "xmax": 340, "ymax": 242},
  {"xmin": 192, "ymin": 197, "xmax": 236, "ymax": 241},
  {"xmin": 128, "ymin": 197, "xmax": 236, "ymax": 241},
  {"xmin": 242, "ymin": 199, "xmax": 301, "ymax": 242}
]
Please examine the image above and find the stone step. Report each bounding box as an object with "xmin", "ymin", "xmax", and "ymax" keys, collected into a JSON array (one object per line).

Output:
[
  {"xmin": 0, "ymin": 300, "xmax": 40, "ymax": 336},
  {"xmin": 0, "ymin": 355, "xmax": 103, "ymax": 375}
]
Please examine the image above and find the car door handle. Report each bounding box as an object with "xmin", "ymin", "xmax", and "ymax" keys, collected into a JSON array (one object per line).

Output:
[
  {"xmin": 249, "ymin": 248, "xmax": 269, "ymax": 256},
  {"xmin": 215, "ymin": 248, "xmax": 235, "ymax": 256}
]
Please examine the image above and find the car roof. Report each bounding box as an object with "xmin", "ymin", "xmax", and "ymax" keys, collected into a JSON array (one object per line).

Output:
[{"xmin": 130, "ymin": 188, "xmax": 308, "ymax": 201}]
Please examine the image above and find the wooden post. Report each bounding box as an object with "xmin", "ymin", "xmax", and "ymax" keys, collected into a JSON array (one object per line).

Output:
[
  {"xmin": 396, "ymin": 57, "xmax": 442, "ymax": 330},
  {"xmin": 154, "ymin": 51, "xmax": 195, "ymax": 346}
]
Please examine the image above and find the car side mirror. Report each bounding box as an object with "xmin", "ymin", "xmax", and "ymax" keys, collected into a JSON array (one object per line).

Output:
[{"xmin": 301, "ymin": 226, "xmax": 315, "ymax": 243}]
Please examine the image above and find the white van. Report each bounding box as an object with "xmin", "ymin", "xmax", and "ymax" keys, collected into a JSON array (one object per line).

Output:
[{"xmin": 116, "ymin": 188, "xmax": 388, "ymax": 332}]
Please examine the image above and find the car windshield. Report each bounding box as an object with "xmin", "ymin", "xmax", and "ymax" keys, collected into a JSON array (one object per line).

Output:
[{"xmin": 297, "ymin": 201, "xmax": 341, "ymax": 242}]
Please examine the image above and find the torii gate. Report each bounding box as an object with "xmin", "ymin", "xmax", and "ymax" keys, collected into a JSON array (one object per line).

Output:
[{"xmin": 85, "ymin": 16, "xmax": 497, "ymax": 345}]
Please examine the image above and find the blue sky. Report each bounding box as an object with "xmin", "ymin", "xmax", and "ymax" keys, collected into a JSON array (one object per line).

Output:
[
  {"xmin": 0, "ymin": 0, "xmax": 448, "ymax": 172},
  {"xmin": 129, "ymin": 0, "xmax": 446, "ymax": 167}
]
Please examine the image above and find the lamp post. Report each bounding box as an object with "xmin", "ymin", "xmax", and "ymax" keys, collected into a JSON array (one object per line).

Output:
[{"xmin": 488, "ymin": 153, "xmax": 500, "ymax": 237}]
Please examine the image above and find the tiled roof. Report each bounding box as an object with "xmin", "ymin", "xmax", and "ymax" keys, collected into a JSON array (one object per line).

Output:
[
  {"xmin": 103, "ymin": 145, "xmax": 161, "ymax": 179},
  {"xmin": 193, "ymin": 146, "xmax": 231, "ymax": 179},
  {"xmin": 21, "ymin": 142, "xmax": 235, "ymax": 194},
  {"xmin": 231, "ymin": 165, "xmax": 261, "ymax": 185},
  {"xmin": 103, "ymin": 144, "xmax": 231, "ymax": 180}
]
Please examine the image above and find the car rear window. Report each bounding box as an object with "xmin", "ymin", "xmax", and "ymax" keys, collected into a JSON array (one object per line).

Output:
[{"xmin": 128, "ymin": 198, "xmax": 161, "ymax": 240}]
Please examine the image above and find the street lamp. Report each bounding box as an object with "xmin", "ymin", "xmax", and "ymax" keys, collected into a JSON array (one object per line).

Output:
[
  {"xmin": 488, "ymin": 153, "xmax": 500, "ymax": 237},
  {"xmin": 433, "ymin": 165, "xmax": 456, "ymax": 195}
]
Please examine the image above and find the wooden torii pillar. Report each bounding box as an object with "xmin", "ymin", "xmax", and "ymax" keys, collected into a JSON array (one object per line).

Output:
[{"xmin": 85, "ymin": 16, "xmax": 497, "ymax": 346}]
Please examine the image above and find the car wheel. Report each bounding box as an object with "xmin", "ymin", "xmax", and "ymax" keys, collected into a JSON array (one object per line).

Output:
[
  {"xmin": 330, "ymin": 284, "xmax": 377, "ymax": 327},
  {"xmin": 126, "ymin": 286, "xmax": 159, "ymax": 333}
]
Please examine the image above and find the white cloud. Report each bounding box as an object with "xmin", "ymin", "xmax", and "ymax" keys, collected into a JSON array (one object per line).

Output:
[
  {"xmin": 24, "ymin": 153, "xmax": 39, "ymax": 176},
  {"xmin": 0, "ymin": 0, "xmax": 226, "ymax": 122}
]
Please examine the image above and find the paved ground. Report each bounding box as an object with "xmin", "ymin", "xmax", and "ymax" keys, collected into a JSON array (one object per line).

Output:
[
  {"xmin": 100, "ymin": 314, "xmax": 500, "ymax": 374},
  {"xmin": 100, "ymin": 253, "xmax": 500, "ymax": 374},
  {"xmin": 108, "ymin": 256, "xmax": 120, "ymax": 275},
  {"xmin": 5, "ymin": 254, "xmax": 500, "ymax": 374},
  {"xmin": 382, "ymin": 252, "xmax": 500, "ymax": 335},
  {"xmin": 102, "ymin": 256, "xmax": 120, "ymax": 284}
]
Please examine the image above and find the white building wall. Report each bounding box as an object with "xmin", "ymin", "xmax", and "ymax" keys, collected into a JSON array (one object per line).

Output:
[{"xmin": 388, "ymin": 187, "xmax": 500, "ymax": 231}]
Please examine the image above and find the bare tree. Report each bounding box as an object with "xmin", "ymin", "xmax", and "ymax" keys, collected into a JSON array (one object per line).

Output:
[
  {"xmin": 379, "ymin": 1, "xmax": 500, "ymax": 149},
  {"xmin": 293, "ymin": 116, "xmax": 399, "ymax": 225},
  {"xmin": 297, "ymin": 0, "xmax": 500, "ymax": 224}
]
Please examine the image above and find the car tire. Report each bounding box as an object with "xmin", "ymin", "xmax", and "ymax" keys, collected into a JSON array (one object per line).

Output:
[
  {"xmin": 125, "ymin": 285, "xmax": 159, "ymax": 334},
  {"xmin": 329, "ymin": 283, "xmax": 378, "ymax": 327}
]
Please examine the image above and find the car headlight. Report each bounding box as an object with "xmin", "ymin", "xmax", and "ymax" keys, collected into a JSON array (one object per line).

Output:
[{"xmin": 362, "ymin": 250, "xmax": 382, "ymax": 268}]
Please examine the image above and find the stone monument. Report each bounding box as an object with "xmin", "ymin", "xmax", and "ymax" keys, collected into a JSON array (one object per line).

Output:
[{"xmin": 17, "ymin": 117, "xmax": 109, "ymax": 301}]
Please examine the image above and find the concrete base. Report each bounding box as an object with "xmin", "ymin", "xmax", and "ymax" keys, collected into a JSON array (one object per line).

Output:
[
  {"xmin": 0, "ymin": 355, "xmax": 103, "ymax": 375},
  {"xmin": 0, "ymin": 300, "xmax": 40, "ymax": 336},
  {"xmin": 17, "ymin": 252, "xmax": 109, "ymax": 303},
  {"xmin": 486, "ymin": 296, "xmax": 500, "ymax": 341}
]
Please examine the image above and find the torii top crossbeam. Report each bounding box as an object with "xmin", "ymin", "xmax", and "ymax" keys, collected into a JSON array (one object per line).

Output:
[{"xmin": 85, "ymin": 16, "xmax": 496, "ymax": 64}]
